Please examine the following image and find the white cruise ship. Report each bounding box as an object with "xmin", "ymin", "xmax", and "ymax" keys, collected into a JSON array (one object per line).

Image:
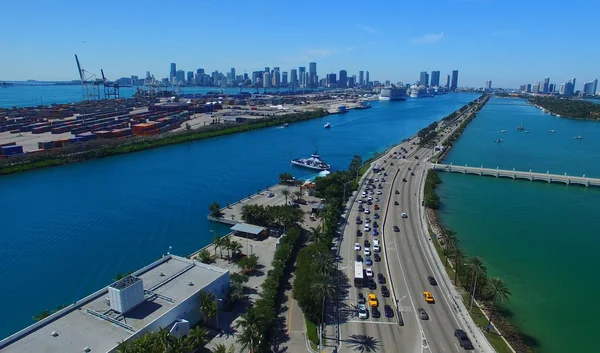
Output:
[
  {"xmin": 409, "ymin": 85, "xmax": 434, "ymax": 98},
  {"xmin": 379, "ymin": 87, "xmax": 407, "ymax": 101}
]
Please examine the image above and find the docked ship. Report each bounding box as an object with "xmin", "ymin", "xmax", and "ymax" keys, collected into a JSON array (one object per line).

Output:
[
  {"xmin": 291, "ymin": 151, "xmax": 331, "ymax": 171},
  {"xmin": 409, "ymin": 85, "xmax": 433, "ymax": 98},
  {"xmin": 379, "ymin": 87, "xmax": 407, "ymax": 101}
]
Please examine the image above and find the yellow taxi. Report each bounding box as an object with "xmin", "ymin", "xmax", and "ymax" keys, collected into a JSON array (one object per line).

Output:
[
  {"xmin": 424, "ymin": 291, "xmax": 435, "ymax": 303},
  {"xmin": 368, "ymin": 293, "xmax": 379, "ymax": 307}
]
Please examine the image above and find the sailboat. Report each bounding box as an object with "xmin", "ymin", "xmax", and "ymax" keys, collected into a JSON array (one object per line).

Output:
[
  {"xmin": 516, "ymin": 122, "xmax": 525, "ymax": 131},
  {"xmin": 574, "ymin": 128, "xmax": 583, "ymax": 139},
  {"xmin": 549, "ymin": 130, "xmax": 555, "ymax": 133},
  {"xmin": 501, "ymin": 130, "xmax": 506, "ymax": 133}
]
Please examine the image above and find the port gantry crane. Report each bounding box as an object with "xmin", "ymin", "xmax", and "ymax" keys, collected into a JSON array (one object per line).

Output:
[
  {"xmin": 101, "ymin": 69, "xmax": 120, "ymax": 99},
  {"xmin": 75, "ymin": 54, "xmax": 102, "ymax": 101}
]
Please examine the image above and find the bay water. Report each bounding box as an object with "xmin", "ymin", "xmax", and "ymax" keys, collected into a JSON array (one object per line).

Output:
[
  {"xmin": 0, "ymin": 92, "xmax": 479, "ymax": 338},
  {"xmin": 439, "ymin": 98, "xmax": 600, "ymax": 353}
]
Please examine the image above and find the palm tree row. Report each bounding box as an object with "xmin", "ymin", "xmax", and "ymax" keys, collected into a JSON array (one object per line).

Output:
[
  {"xmin": 211, "ymin": 234, "xmax": 243, "ymax": 260},
  {"xmin": 116, "ymin": 326, "xmax": 208, "ymax": 353}
]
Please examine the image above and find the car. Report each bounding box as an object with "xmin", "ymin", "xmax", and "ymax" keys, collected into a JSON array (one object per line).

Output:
[
  {"xmin": 377, "ymin": 273, "xmax": 386, "ymax": 284},
  {"xmin": 371, "ymin": 307, "xmax": 381, "ymax": 318},
  {"xmin": 365, "ymin": 218, "xmax": 370, "ymax": 224},
  {"xmin": 373, "ymin": 238, "xmax": 379, "ymax": 246},
  {"xmin": 411, "ymin": 172, "xmax": 415, "ymax": 176},
  {"xmin": 372, "ymin": 230, "xmax": 379, "ymax": 236},
  {"xmin": 364, "ymin": 248, "xmax": 371, "ymax": 256},
  {"xmin": 365, "ymin": 256, "xmax": 372, "ymax": 265},
  {"xmin": 393, "ymin": 226, "xmax": 400, "ymax": 232},
  {"xmin": 363, "ymin": 226, "xmax": 371, "ymax": 232},
  {"xmin": 378, "ymin": 185, "xmax": 383, "ymax": 189},
  {"xmin": 394, "ymin": 201, "xmax": 399, "ymax": 205},
  {"xmin": 384, "ymin": 172, "xmax": 388, "ymax": 176},
  {"xmin": 361, "ymin": 194, "xmax": 367, "ymax": 198},
  {"xmin": 374, "ymin": 198, "xmax": 380, "ymax": 202},
  {"xmin": 365, "ymin": 268, "xmax": 373, "ymax": 277},
  {"xmin": 356, "ymin": 218, "xmax": 362, "ymax": 224},
  {"xmin": 424, "ymin": 291, "xmax": 435, "ymax": 303},
  {"xmin": 364, "ymin": 209, "xmax": 370, "ymax": 214},
  {"xmin": 368, "ymin": 293, "xmax": 378, "ymax": 307},
  {"xmin": 408, "ymin": 167, "xmax": 411, "ymax": 171},
  {"xmin": 402, "ymin": 177, "xmax": 407, "ymax": 182},
  {"xmin": 368, "ymin": 279, "xmax": 377, "ymax": 289},
  {"xmin": 374, "ymin": 178, "xmax": 379, "ymax": 182},
  {"xmin": 381, "ymin": 285, "xmax": 390, "ymax": 297},
  {"xmin": 391, "ymin": 162, "xmax": 394, "ymax": 165},
  {"xmin": 358, "ymin": 304, "xmax": 368, "ymax": 319},
  {"xmin": 358, "ymin": 206, "xmax": 365, "ymax": 212},
  {"xmin": 381, "ymin": 178, "xmax": 386, "ymax": 182},
  {"xmin": 356, "ymin": 230, "xmax": 362, "ymax": 237},
  {"xmin": 395, "ymin": 190, "xmax": 399, "ymax": 194},
  {"xmin": 354, "ymin": 243, "xmax": 361, "ymax": 251},
  {"xmin": 367, "ymin": 196, "xmax": 373, "ymax": 201},
  {"xmin": 376, "ymin": 190, "xmax": 382, "ymax": 195},
  {"xmin": 374, "ymin": 204, "xmax": 380, "ymax": 210},
  {"xmin": 267, "ymin": 192, "xmax": 274, "ymax": 198},
  {"xmin": 366, "ymin": 200, "xmax": 373, "ymax": 205},
  {"xmin": 374, "ymin": 253, "xmax": 381, "ymax": 262},
  {"xmin": 417, "ymin": 308, "xmax": 429, "ymax": 320},
  {"xmin": 356, "ymin": 254, "xmax": 362, "ymax": 262},
  {"xmin": 373, "ymin": 222, "xmax": 378, "ymax": 228},
  {"xmin": 401, "ymin": 212, "xmax": 408, "ymax": 218},
  {"xmin": 415, "ymin": 155, "xmax": 419, "ymax": 159},
  {"xmin": 373, "ymin": 244, "xmax": 380, "ymax": 252},
  {"xmin": 454, "ymin": 329, "xmax": 474, "ymax": 350},
  {"xmin": 374, "ymin": 213, "xmax": 380, "ymax": 219},
  {"xmin": 403, "ymin": 156, "xmax": 407, "ymax": 159},
  {"xmin": 428, "ymin": 276, "xmax": 438, "ymax": 286},
  {"xmin": 358, "ymin": 293, "xmax": 366, "ymax": 304},
  {"xmin": 364, "ymin": 240, "xmax": 370, "ymax": 247},
  {"xmin": 358, "ymin": 200, "xmax": 363, "ymax": 204},
  {"xmin": 384, "ymin": 305, "xmax": 394, "ymax": 317}
]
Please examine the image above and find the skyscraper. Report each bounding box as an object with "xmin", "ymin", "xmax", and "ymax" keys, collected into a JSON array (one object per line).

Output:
[
  {"xmin": 197, "ymin": 68, "xmax": 204, "ymax": 75},
  {"xmin": 430, "ymin": 71, "xmax": 440, "ymax": 87},
  {"xmin": 485, "ymin": 80, "xmax": 492, "ymax": 90},
  {"xmin": 170, "ymin": 63, "xmax": 177, "ymax": 82},
  {"xmin": 450, "ymin": 70, "xmax": 459, "ymax": 90},
  {"xmin": 327, "ymin": 73, "xmax": 337, "ymax": 87},
  {"xmin": 298, "ymin": 67, "xmax": 306, "ymax": 87},
  {"xmin": 365, "ymin": 71, "xmax": 370, "ymax": 86},
  {"xmin": 265, "ymin": 67, "xmax": 270, "ymax": 73},
  {"xmin": 146, "ymin": 71, "xmax": 151, "ymax": 79},
  {"xmin": 359, "ymin": 71, "xmax": 364, "ymax": 86},
  {"xmin": 230, "ymin": 68, "xmax": 236, "ymax": 81},
  {"xmin": 568, "ymin": 78, "xmax": 576, "ymax": 95},
  {"xmin": 263, "ymin": 72, "xmax": 271, "ymax": 88},
  {"xmin": 543, "ymin": 78, "xmax": 550, "ymax": 93},
  {"xmin": 187, "ymin": 71, "xmax": 194, "ymax": 85},
  {"xmin": 583, "ymin": 79, "xmax": 598, "ymax": 96},
  {"xmin": 338, "ymin": 70, "xmax": 347, "ymax": 88},
  {"xmin": 290, "ymin": 69, "xmax": 298, "ymax": 87},
  {"xmin": 419, "ymin": 71, "xmax": 429, "ymax": 87},
  {"xmin": 348, "ymin": 76, "xmax": 355, "ymax": 88},
  {"xmin": 273, "ymin": 70, "xmax": 281, "ymax": 87},
  {"xmin": 309, "ymin": 62, "xmax": 317, "ymax": 87},
  {"xmin": 282, "ymin": 72, "xmax": 288, "ymax": 86},
  {"xmin": 445, "ymin": 75, "xmax": 450, "ymax": 88},
  {"xmin": 176, "ymin": 70, "xmax": 185, "ymax": 83}
]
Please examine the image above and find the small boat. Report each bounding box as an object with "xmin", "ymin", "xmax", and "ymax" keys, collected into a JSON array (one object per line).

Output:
[
  {"xmin": 291, "ymin": 150, "xmax": 331, "ymax": 171},
  {"xmin": 574, "ymin": 136, "xmax": 582, "ymax": 140},
  {"xmin": 525, "ymin": 131, "xmax": 530, "ymax": 134},
  {"xmin": 516, "ymin": 122, "xmax": 525, "ymax": 131},
  {"xmin": 501, "ymin": 130, "xmax": 506, "ymax": 133},
  {"xmin": 283, "ymin": 123, "xmax": 289, "ymax": 127},
  {"xmin": 495, "ymin": 139, "xmax": 503, "ymax": 143},
  {"xmin": 324, "ymin": 122, "xmax": 331, "ymax": 129},
  {"xmin": 549, "ymin": 130, "xmax": 555, "ymax": 133}
]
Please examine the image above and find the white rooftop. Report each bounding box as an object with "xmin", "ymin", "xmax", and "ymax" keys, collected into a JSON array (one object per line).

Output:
[
  {"xmin": 0, "ymin": 255, "xmax": 228, "ymax": 353},
  {"xmin": 230, "ymin": 223, "xmax": 266, "ymax": 235}
]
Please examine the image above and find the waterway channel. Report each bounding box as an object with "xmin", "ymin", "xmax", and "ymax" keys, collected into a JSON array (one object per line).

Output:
[
  {"xmin": 0, "ymin": 92, "xmax": 479, "ymax": 338},
  {"xmin": 439, "ymin": 97, "xmax": 600, "ymax": 353}
]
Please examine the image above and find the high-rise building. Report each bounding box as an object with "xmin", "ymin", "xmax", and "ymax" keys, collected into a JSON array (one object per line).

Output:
[
  {"xmin": 338, "ymin": 70, "xmax": 347, "ymax": 88},
  {"xmin": 430, "ymin": 71, "xmax": 440, "ymax": 87},
  {"xmin": 176, "ymin": 70, "xmax": 185, "ymax": 83},
  {"xmin": 309, "ymin": 62, "xmax": 317, "ymax": 87},
  {"xmin": 170, "ymin": 63, "xmax": 177, "ymax": 82},
  {"xmin": 230, "ymin": 68, "xmax": 236, "ymax": 81},
  {"xmin": 197, "ymin": 68, "xmax": 204, "ymax": 75},
  {"xmin": 559, "ymin": 83, "xmax": 566, "ymax": 95},
  {"xmin": 485, "ymin": 80, "xmax": 492, "ymax": 90},
  {"xmin": 327, "ymin": 73, "xmax": 337, "ymax": 87},
  {"xmin": 526, "ymin": 84, "xmax": 532, "ymax": 93},
  {"xmin": 531, "ymin": 83, "xmax": 540, "ymax": 93},
  {"xmin": 583, "ymin": 79, "xmax": 598, "ymax": 96},
  {"xmin": 304, "ymin": 72, "xmax": 310, "ymax": 88},
  {"xmin": 568, "ymin": 78, "xmax": 576, "ymax": 95},
  {"xmin": 419, "ymin": 71, "xmax": 429, "ymax": 87},
  {"xmin": 450, "ymin": 70, "xmax": 459, "ymax": 90},
  {"xmin": 359, "ymin": 71, "xmax": 364, "ymax": 86},
  {"xmin": 548, "ymin": 83, "xmax": 555, "ymax": 93},
  {"xmin": 365, "ymin": 71, "xmax": 370, "ymax": 86},
  {"xmin": 348, "ymin": 76, "xmax": 356, "ymax": 88},
  {"xmin": 298, "ymin": 67, "xmax": 306, "ymax": 87},
  {"xmin": 263, "ymin": 72, "xmax": 271, "ymax": 88},
  {"xmin": 186, "ymin": 71, "xmax": 194, "ymax": 85},
  {"xmin": 290, "ymin": 69, "xmax": 298, "ymax": 87},
  {"xmin": 146, "ymin": 71, "xmax": 151, "ymax": 79},
  {"xmin": 264, "ymin": 67, "xmax": 270, "ymax": 73},
  {"xmin": 542, "ymin": 77, "xmax": 550, "ymax": 93},
  {"xmin": 445, "ymin": 75, "xmax": 450, "ymax": 88},
  {"xmin": 282, "ymin": 72, "xmax": 288, "ymax": 86},
  {"xmin": 273, "ymin": 70, "xmax": 281, "ymax": 87}
]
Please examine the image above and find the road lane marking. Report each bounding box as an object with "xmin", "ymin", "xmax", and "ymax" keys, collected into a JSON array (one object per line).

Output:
[
  {"xmin": 345, "ymin": 320, "xmax": 398, "ymax": 325},
  {"xmin": 455, "ymin": 343, "xmax": 461, "ymax": 352}
]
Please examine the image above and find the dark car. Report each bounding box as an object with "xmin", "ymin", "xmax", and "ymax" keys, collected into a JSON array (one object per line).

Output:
[
  {"xmin": 454, "ymin": 329, "xmax": 473, "ymax": 350},
  {"xmin": 394, "ymin": 201, "xmax": 399, "ymax": 205},
  {"xmin": 408, "ymin": 167, "xmax": 411, "ymax": 171},
  {"xmin": 374, "ymin": 253, "xmax": 381, "ymax": 262},
  {"xmin": 411, "ymin": 172, "xmax": 415, "ymax": 176},
  {"xmin": 358, "ymin": 206, "xmax": 365, "ymax": 212},
  {"xmin": 358, "ymin": 293, "xmax": 366, "ymax": 304},
  {"xmin": 384, "ymin": 172, "xmax": 388, "ymax": 176},
  {"xmin": 368, "ymin": 279, "xmax": 377, "ymax": 289},
  {"xmin": 417, "ymin": 308, "xmax": 429, "ymax": 320},
  {"xmin": 428, "ymin": 276, "xmax": 438, "ymax": 286},
  {"xmin": 378, "ymin": 185, "xmax": 383, "ymax": 189},
  {"xmin": 381, "ymin": 285, "xmax": 390, "ymax": 297},
  {"xmin": 356, "ymin": 219, "xmax": 362, "ymax": 224},
  {"xmin": 395, "ymin": 190, "xmax": 400, "ymax": 194},
  {"xmin": 364, "ymin": 240, "xmax": 370, "ymax": 247},
  {"xmin": 402, "ymin": 178, "xmax": 407, "ymax": 182},
  {"xmin": 374, "ymin": 213, "xmax": 380, "ymax": 219},
  {"xmin": 415, "ymin": 156, "xmax": 419, "ymax": 159},
  {"xmin": 371, "ymin": 307, "xmax": 381, "ymax": 318},
  {"xmin": 356, "ymin": 254, "xmax": 362, "ymax": 262},
  {"xmin": 373, "ymin": 222, "xmax": 379, "ymax": 228},
  {"xmin": 356, "ymin": 230, "xmax": 362, "ymax": 237},
  {"xmin": 377, "ymin": 273, "xmax": 386, "ymax": 284},
  {"xmin": 384, "ymin": 305, "xmax": 394, "ymax": 318},
  {"xmin": 393, "ymin": 226, "xmax": 400, "ymax": 232}
]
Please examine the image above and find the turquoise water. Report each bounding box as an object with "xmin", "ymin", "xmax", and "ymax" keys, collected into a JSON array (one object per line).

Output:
[
  {"xmin": 440, "ymin": 98, "xmax": 600, "ymax": 353},
  {"xmin": 0, "ymin": 93, "xmax": 480, "ymax": 338}
]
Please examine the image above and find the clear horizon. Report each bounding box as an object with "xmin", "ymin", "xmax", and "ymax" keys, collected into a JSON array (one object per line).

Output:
[{"xmin": 1, "ymin": 0, "xmax": 598, "ymax": 90}]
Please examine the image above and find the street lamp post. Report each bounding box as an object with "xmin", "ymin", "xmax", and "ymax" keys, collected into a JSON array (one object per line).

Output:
[{"xmin": 216, "ymin": 298, "xmax": 224, "ymax": 336}]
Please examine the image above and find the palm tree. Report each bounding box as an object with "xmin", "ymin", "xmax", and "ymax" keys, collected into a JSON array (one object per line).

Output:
[
  {"xmin": 451, "ymin": 247, "xmax": 466, "ymax": 285},
  {"xmin": 441, "ymin": 246, "xmax": 454, "ymax": 267},
  {"xmin": 311, "ymin": 250, "xmax": 335, "ymax": 275},
  {"xmin": 185, "ymin": 326, "xmax": 208, "ymax": 351},
  {"xmin": 212, "ymin": 234, "xmax": 222, "ymax": 256},
  {"xmin": 236, "ymin": 309, "xmax": 263, "ymax": 353},
  {"xmin": 444, "ymin": 228, "xmax": 459, "ymax": 251},
  {"xmin": 309, "ymin": 225, "xmax": 324, "ymax": 243},
  {"xmin": 484, "ymin": 277, "xmax": 511, "ymax": 332},
  {"xmin": 199, "ymin": 291, "xmax": 217, "ymax": 325},
  {"xmin": 222, "ymin": 236, "xmax": 232, "ymax": 260},
  {"xmin": 229, "ymin": 240, "xmax": 243, "ymax": 257},
  {"xmin": 281, "ymin": 189, "xmax": 290, "ymax": 205},
  {"xmin": 311, "ymin": 272, "xmax": 336, "ymax": 300},
  {"xmin": 293, "ymin": 190, "xmax": 303, "ymax": 201},
  {"xmin": 465, "ymin": 256, "xmax": 487, "ymax": 310},
  {"xmin": 213, "ymin": 343, "xmax": 236, "ymax": 353}
]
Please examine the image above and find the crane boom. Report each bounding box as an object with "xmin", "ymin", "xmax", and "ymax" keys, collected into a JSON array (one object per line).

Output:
[
  {"xmin": 74, "ymin": 54, "xmax": 84, "ymax": 81},
  {"xmin": 101, "ymin": 69, "xmax": 106, "ymax": 81}
]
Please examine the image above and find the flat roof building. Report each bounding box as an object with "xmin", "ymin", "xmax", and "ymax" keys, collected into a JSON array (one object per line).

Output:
[{"xmin": 0, "ymin": 255, "xmax": 229, "ymax": 353}]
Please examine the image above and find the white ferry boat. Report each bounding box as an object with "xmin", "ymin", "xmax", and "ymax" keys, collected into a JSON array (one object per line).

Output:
[{"xmin": 291, "ymin": 151, "xmax": 331, "ymax": 171}]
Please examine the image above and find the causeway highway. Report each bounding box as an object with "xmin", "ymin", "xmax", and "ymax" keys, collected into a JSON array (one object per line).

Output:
[{"xmin": 334, "ymin": 99, "xmax": 494, "ymax": 353}]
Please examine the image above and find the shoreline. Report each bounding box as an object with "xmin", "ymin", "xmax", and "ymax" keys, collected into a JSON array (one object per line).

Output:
[{"xmin": 427, "ymin": 96, "xmax": 534, "ymax": 352}]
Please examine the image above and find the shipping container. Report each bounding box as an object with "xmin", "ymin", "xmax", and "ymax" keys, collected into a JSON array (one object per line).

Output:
[
  {"xmin": 1, "ymin": 145, "xmax": 24, "ymax": 156},
  {"xmin": 38, "ymin": 141, "xmax": 54, "ymax": 150},
  {"xmin": 32, "ymin": 126, "xmax": 51, "ymax": 134},
  {"xmin": 0, "ymin": 142, "xmax": 16, "ymax": 147},
  {"xmin": 93, "ymin": 130, "xmax": 113, "ymax": 139}
]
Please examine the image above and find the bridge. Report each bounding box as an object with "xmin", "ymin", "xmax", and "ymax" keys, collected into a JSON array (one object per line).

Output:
[{"xmin": 432, "ymin": 163, "xmax": 600, "ymax": 187}]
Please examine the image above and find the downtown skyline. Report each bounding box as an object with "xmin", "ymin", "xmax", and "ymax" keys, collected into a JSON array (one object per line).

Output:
[{"xmin": 1, "ymin": 0, "xmax": 599, "ymax": 89}]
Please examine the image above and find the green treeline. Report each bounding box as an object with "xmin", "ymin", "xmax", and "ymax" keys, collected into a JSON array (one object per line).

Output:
[
  {"xmin": 0, "ymin": 109, "xmax": 328, "ymax": 176},
  {"xmin": 529, "ymin": 96, "xmax": 600, "ymax": 120},
  {"xmin": 424, "ymin": 170, "xmax": 442, "ymax": 209}
]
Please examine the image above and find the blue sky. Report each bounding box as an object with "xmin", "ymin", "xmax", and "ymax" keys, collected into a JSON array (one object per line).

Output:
[{"xmin": 0, "ymin": 0, "xmax": 598, "ymax": 88}]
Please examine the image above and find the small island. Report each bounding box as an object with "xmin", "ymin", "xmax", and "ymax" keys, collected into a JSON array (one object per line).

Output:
[{"xmin": 529, "ymin": 96, "xmax": 600, "ymax": 121}]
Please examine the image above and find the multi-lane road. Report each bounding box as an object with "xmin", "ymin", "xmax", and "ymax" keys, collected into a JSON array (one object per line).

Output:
[{"xmin": 335, "ymin": 104, "xmax": 489, "ymax": 353}]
